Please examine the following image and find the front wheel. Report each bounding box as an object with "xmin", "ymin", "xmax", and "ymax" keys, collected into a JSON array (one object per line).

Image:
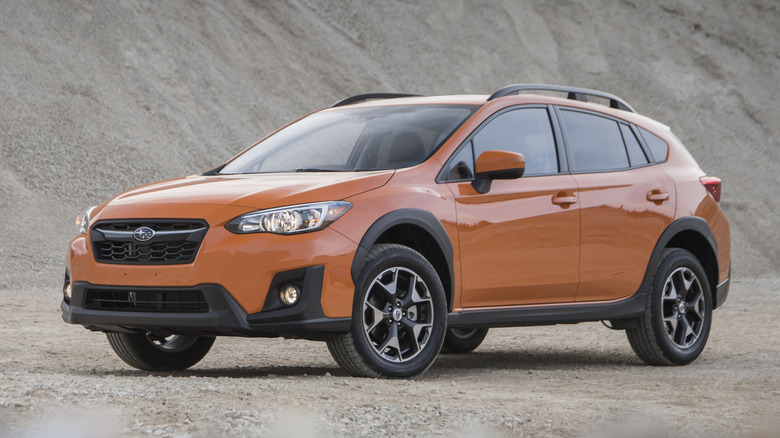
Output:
[
  {"xmin": 326, "ymin": 244, "xmax": 447, "ymax": 378},
  {"xmin": 627, "ymin": 248, "xmax": 713, "ymax": 365},
  {"xmin": 106, "ymin": 332, "xmax": 215, "ymax": 371}
]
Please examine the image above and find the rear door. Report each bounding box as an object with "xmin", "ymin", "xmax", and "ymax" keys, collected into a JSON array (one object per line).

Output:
[
  {"xmin": 443, "ymin": 106, "xmax": 580, "ymax": 308},
  {"xmin": 556, "ymin": 108, "xmax": 676, "ymax": 302}
]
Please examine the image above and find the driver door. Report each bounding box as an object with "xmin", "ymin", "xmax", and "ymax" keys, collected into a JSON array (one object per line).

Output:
[{"xmin": 443, "ymin": 106, "xmax": 580, "ymax": 308}]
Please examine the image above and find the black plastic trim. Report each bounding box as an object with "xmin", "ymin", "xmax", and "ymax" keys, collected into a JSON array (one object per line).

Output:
[
  {"xmin": 640, "ymin": 217, "xmax": 720, "ymax": 305},
  {"xmin": 331, "ymin": 93, "xmax": 422, "ymax": 108},
  {"xmin": 627, "ymin": 123, "xmax": 655, "ymax": 164},
  {"xmin": 248, "ymin": 266, "xmax": 330, "ymax": 325},
  {"xmin": 448, "ymin": 292, "xmax": 646, "ymax": 328},
  {"xmin": 351, "ymin": 209, "xmax": 454, "ymax": 310},
  {"xmin": 488, "ymin": 84, "xmax": 636, "ymax": 113},
  {"xmin": 62, "ymin": 276, "xmax": 349, "ymax": 340},
  {"xmin": 63, "ymin": 268, "xmax": 71, "ymax": 305},
  {"xmin": 470, "ymin": 177, "xmax": 492, "ymax": 194},
  {"xmin": 90, "ymin": 219, "xmax": 209, "ymax": 265},
  {"xmin": 715, "ymin": 265, "xmax": 730, "ymax": 309},
  {"xmin": 547, "ymin": 104, "xmax": 570, "ymax": 173}
]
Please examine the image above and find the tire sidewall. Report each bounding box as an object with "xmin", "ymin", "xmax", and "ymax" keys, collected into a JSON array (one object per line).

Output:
[
  {"xmin": 649, "ymin": 249, "xmax": 713, "ymax": 364},
  {"xmin": 107, "ymin": 332, "xmax": 215, "ymax": 371},
  {"xmin": 441, "ymin": 328, "xmax": 489, "ymax": 354},
  {"xmin": 350, "ymin": 246, "xmax": 447, "ymax": 377}
]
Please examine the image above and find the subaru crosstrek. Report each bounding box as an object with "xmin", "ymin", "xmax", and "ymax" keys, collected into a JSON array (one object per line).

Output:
[{"xmin": 62, "ymin": 84, "xmax": 731, "ymax": 377}]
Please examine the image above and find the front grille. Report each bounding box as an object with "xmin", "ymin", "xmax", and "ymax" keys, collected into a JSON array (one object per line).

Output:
[
  {"xmin": 85, "ymin": 289, "xmax": 209, "ymax": 312},
  {"xmin": 96, "ymin": 222, "xmax": 205, "ymax": 232},
  {"xmin": 95, "ymin": 240, "xmax": 200, "ymax": 263},
  {"xmin": 91, "ymin": 219, "xmax": 208, "ymax": 265}
]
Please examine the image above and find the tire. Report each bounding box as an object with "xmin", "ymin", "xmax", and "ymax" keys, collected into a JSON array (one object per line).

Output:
[
  {"xmin": 106, "ymin": 332, "xmax": 215, "ymax": 371},
  {"xmin": 326, "ymin": 244, "xmax": 447, "ymax": 378},
  {"xmin": 441, "ymin": 328, "xmax": 489, "ymax": 354},
  {"xmin": 627, "ymin": 248, "xmax": 713, "ymax": 365}
]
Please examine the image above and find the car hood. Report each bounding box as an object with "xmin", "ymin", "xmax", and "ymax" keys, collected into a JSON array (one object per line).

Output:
[{"xmin": 103, "ymin": 171, "xmax": 394, "ymax": 210}]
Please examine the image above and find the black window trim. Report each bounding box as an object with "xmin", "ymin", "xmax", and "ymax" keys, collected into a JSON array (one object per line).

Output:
[
  {"xmin": 553, "ymin": 106, "xmax": 660, "ymax": 175},
  {"xmin": 436, "ymin": 104, "xmax": 567, "ymax": 184},
  {"xmin": 619, "ymin": 122, "xmax": 654, "ymax": 168}
]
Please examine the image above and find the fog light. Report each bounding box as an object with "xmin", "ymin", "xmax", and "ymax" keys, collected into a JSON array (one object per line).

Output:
[
  {"xmin": 279, "ymin": 284, "xmax": 300, "ymax": 306},
  {"xmin": 63, "ymin": 282, "xmax": 72, "ymax": 301}
]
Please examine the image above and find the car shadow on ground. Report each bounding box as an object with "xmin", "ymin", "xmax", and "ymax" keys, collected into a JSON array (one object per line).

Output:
[
  {"xmin": 432, "ymin": 349, "xmax": 641, "ymax": 371},
  {"xmin": 71, "ymin": 365, "xmax": 348, "ymax": 378},
  {"xmin": 74, "ymin": 349, "xmax": 641, "ymax": 379}
]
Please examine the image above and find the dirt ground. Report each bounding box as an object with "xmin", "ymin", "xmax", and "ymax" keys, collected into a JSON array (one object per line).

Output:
[{"xmin": 1, "ymin": 276, "xmax": 777, "ymax": 438}]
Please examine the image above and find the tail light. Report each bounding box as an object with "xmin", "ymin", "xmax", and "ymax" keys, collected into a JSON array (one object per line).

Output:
[{"xmin": 699, "ymin": 176, "xmax": 721, "ymax": 202}]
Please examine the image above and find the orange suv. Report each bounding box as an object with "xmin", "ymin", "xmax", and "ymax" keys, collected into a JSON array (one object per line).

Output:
[{"xmin": 62, "ymin": 84, "xmax": 731, "ymax": 377}]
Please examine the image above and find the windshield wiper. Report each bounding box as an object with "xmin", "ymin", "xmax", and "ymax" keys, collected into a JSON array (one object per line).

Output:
[{"xmin": 293, "ymin": 168, "xmax": 344, "ymax": 172}]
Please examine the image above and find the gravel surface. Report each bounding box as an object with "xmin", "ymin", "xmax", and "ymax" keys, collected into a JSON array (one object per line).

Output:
[{"xmin": 1, "ymin": 277, "xmax": 778, "ymax": 437}]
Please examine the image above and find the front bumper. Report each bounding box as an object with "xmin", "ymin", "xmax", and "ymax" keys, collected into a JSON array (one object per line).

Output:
[
  {"xmin": 67, "ymin": 223, "xmax": 360, "ymax": 318},
  {"xmin": 61, "ymin": 266, "xmax": 350, "ymax": 340}
]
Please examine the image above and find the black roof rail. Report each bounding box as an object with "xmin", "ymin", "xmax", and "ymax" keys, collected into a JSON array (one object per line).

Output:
[
  {"xmin": 487, "ymin": 84, "xmax": 636, "ymax": 113},
  {"xmin": 331, "ymin": 93, "xmax": 422, "ymax": 108}
]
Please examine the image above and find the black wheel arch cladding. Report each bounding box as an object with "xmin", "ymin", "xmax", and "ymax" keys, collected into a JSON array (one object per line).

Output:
[
  {"xmin": 350, "ymin": 209, "xmax": 454, "ymax": 311},
  {"xmin": 644, "ymin": 216, "xmax": 721, "ymax": 307}
]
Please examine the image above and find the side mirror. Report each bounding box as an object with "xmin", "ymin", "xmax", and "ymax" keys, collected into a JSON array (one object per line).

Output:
[{"xmin": 472, "ymin": 150, "xmax": 525, "ymax": 193}]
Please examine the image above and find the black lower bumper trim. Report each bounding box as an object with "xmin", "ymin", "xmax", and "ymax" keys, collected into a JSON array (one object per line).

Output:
[
  {"xmin": 714, "ymin": 267, "xmax": 730, "ymax": 309},
  {"xmin": 62, "ymin": 270, "xmax": 350, "ymax": 340},
  {"xmin": 447, "ymin": 292, "xmax": 647, "ymax": 328}
]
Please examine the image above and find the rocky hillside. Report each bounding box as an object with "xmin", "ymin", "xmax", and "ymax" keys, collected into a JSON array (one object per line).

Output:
[{"xmin": 0, "ymin": 0, "xmax": 777, "ymax": 288}]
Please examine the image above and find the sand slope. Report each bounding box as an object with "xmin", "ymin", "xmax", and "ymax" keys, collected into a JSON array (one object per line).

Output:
[{"xmin": 0, "ymin": 0, "xmax": 778, "ymax": 288}]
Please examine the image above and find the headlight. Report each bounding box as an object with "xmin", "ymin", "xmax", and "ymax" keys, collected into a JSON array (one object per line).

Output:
[
  {"xmin": 75, "ymin": 206, "xmax": 97, "ymax": 234},
  {"xmin": 225, "ymin": 201, "xmax": 351, "ymax": 234}
]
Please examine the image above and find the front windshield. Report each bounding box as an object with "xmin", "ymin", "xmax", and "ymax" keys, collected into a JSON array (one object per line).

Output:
[{"xmin": 219, "ymin": 105, "xmax": 477, "ymax": 174}]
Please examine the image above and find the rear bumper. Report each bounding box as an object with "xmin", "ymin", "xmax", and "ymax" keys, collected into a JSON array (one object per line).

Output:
[{"xmin": 61, "ymin": 266, "xmax": 350, "ymax": 339}]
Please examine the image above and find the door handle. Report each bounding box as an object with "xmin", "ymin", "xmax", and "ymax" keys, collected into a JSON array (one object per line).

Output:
[
  {"xmin": 646, "ymin": 191, "xmax": 669, "ymax": 202},
  {"xmin": 552, "ymin": 195, "xmax": 577, "ymax": 205}
]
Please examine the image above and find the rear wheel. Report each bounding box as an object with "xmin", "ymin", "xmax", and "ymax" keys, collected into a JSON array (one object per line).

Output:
[
  {"xmin": 106, "ymin": 332, "xmax": 215, "ymax": 371},
  {"xmin": 627, "ymin": 248, "xmax": 712, "ymax": 365},
  {"xmin": 441, "ymin": 328, "xmax": 489, "ymax": 354},
  {"xmin": 326, "ymin": 244, "xmax": 447, "ymax": 378}
]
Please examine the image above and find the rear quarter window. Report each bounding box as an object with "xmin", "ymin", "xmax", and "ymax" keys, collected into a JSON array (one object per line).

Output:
[{"xmin": 638, "ymin": 127, "xmax": 669, "ymax": 162}]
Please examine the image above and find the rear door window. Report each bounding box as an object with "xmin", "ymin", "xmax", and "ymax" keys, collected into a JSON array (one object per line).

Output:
[{"xmin": 559, "ymin": 109, "xmax": 629, "ymax": 172}]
